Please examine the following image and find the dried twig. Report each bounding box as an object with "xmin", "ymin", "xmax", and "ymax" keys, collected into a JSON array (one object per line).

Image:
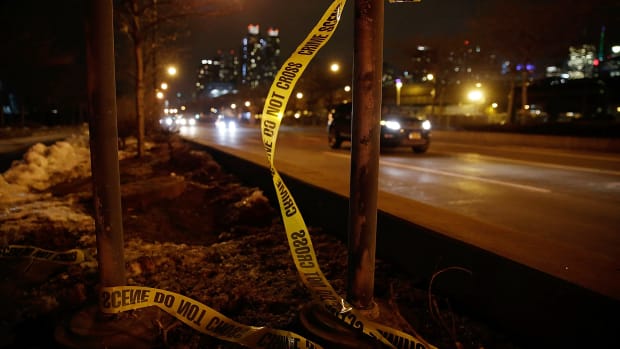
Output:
[
  {"xmin": 428, "ymin": 266, "xmax": 472, "ymax": 349},
  {"xmin": 154, "ymin": 316, "xmax": 183, "ymax": 346},
  {"xmin": 387, "ymin": 280, "xmax": 435, "ymax": 349}
]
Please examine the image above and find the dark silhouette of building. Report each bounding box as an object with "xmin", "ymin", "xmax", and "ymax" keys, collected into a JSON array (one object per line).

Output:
[
  {"xmin": 240, "ymin": 24, "xmax": 281, "ymax": 88},
  {"xmin": 196, "ymin": 50, "xmax": 240, "ymax": 98},
  {"xmin": 240, "ymin": 24, "xmax": 266, "ymax": 88},
  {"xmin": 196, "ymin": 24, "xmax": 281, "ymax": 98},
  {"xmin": 261, "ymin": 27, "xmax": 281, "ymax": 87}
]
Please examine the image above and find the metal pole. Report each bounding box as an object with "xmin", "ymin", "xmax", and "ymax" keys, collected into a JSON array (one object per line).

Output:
[
  {"xmin": 347, "ymin": 0, "xmax": 383, "ymax": 310},
  {"xmin": 86, "ymin": 0, "xmax": 126, "ymax": 288}
]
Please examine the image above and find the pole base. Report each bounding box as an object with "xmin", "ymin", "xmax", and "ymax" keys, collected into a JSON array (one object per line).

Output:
[
  {"xmin": 54, "ymin": 304, "xmax": 160, "ymax": 349},
  {"xmin": 298, "ymin": 301, "xmax": 387, "ymax": 349}
]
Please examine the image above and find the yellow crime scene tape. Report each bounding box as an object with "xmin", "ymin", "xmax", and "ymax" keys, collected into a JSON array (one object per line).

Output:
[
  {"xmin": 99, "ymin": 2, "xmax": 356, "ymax": 349},
  {"xmin": 4, "ymin": 245, "xmax": 325, "ymax": 348},
  {"xmin": 260, "ymin": 0, "xmax": 435, "ymax": 348},
  {"xmin": 4, "ymin": 1, "xmax": 437, "ymax": 348},
  {"xmin": 100, "ymin": 285, "xmax": 322, "ymax": 348},
  {"xmin": 1, "ymin": 244, "xmax": 86, "ymax": 264}
]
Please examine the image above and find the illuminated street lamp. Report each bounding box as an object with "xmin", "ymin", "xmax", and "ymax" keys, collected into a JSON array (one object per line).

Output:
[
  {"xmin": 296, "ymin": 92, "xmax": 303, "ymax": 99},
  {"xmin": 467, "ymin": 83, "xmax": 485, "ymax": 103},
  {"xmin": 467, "ymin": 89, "xmax": 484, "ymax": 102},
  {"xmin": 330, "ymin": 62, "xmax": 340, "ymax": 73},
  {"xmin": 467, "ymin": 88, "xmax": 484, "ymax": 103},
  {"xmin": 167, "ymin": 65, "xmax": 177, "ymax": 77},
  {"xmin": 395, "ymin": 78, "xmax": 403, "ymax": 106},
  {"xmin": 158, "ymin": 66, "xmax": 178, "ymax": 115}
]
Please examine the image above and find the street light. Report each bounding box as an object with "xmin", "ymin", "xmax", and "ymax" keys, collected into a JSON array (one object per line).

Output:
[
  {"xmin": 395, "ymin": 78, "xmax": 403, "ymax": 106},
  {"xmin": 330, "ymin": 62, "xmax": 340, "ymax": 73},
  {"xmin": 467, "ymin": 89, "xmax": 484, "ymax": 103},
  {"xmin": 167, "ymin": 65, "xmax": 177, "ymax": 77},
  {"xmin": 158, "ymin": 66, "xmax": 178, "ymax": 115}
]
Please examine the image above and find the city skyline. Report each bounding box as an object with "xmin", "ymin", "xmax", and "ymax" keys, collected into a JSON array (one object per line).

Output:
[
  {"xmin": 178, "ymin": 0, "xmax": 482, "ymax": 95},
  {"xmin": 1, "ymin": 0, "xmax": 618, "ymax": 119},
  {"xmin": 179, "ymin": 0, "xmax": 617, "ymax": 96}
]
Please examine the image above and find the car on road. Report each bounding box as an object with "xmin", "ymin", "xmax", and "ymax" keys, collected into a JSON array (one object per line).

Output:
[
  {"xmin": 159, "ymin": 115, "xmax": 196, "ymax": 133},
  {"xmin": 327, "ymin": 102, "xmax": 431, "ymax": 153}
]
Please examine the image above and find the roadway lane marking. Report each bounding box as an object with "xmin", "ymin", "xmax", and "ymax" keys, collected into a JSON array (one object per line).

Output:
[
  {"xmin": 432, "ymin": 143, "xmax": 620, "ymax": 176},
  {"xmin": 456, "ymin": 153, "xmax": 620, "ymax": 177},
  {"xmin": 325, "ymin": 152, "xmax": 552, "ymax": 193},
  {"xmin": 434, "ymin": 141, "xmax": 620, "ymax": 162}
]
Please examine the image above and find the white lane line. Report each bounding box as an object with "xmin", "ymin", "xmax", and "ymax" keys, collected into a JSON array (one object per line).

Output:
[
  {"xmin": 434, "ymin": 141, "xmax": 620, "ymax": 162},
  {"xmin": 325, "ymin": 152, "xmax": 551, "ymax": 193},
  {"xmin": 451, "ymin": 152, "xmax": 620, "ymax": 176}
]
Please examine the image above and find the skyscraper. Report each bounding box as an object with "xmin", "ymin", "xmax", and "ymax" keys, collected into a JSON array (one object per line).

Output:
[
  {"xmin": 197, "ymin": 24, "xmax": 281, "ymax": 98},
  {"xmin": 240, "ymin": 24, "xmax": 281, "ymax": 88},
  {"xmin": 262, "ymin": 27, "xmax": 281, "ymax": 86},
  {"xmin": 240, "ymin": 24, "xmax": 266, "ymax": 88},
  {"xmin": 196, "ymin": 49, "xmax": 239, "ymax": 98}
]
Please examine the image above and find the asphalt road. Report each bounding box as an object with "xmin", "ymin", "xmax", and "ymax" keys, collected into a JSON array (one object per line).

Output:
[{"xmin": 180, "ymin": 123, "xmax": 620, "ymax": 302}]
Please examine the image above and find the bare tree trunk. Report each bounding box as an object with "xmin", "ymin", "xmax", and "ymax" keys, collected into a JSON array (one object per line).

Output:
[
  {"xmin": 430, "ymin": 83, "xmax": 438, "ymax": 116},
  {"xmin": 134, "ymin": 41, "xmax": 146, "ymax": 157},
  {"xmin": 521, "ymin": 69, "xmax": 528, "ymax": 114},
  {"xmin": 507, "ymin": 77, "xmax": 515, "ymax": 124},
  {"xmin": 430, "ymin": 84, "xmax": 441, "ymax": 128}
]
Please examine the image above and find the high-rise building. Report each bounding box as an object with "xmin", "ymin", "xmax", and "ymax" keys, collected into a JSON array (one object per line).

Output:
[
  {"xmin": 262, "ymin": 27, "xmax": 281, "ymax": 86},
  {"xmin": 239, "ymin": 24, "xmax": 281, "ymax": 88},
  {"xmin": 567, "ymin": 44, "xmax": 597, "ymax": 79},
  {"xmin": 219, "ymin": 49, "xmax": 240, "ymax": 83},
  {"xmin": 600, "ymin": 45, "xmax": 620, "ymax": 78},
  {"xmin": 196, "ymin": 50, "xmax": 240, "ymax": 98},
  {"xmin": 197, "ymin": 24, "xmax": 281, "ymax": 97},
  {"xmin": 240, "ymin": 24, "xmax": 266, "ymax": 88}
]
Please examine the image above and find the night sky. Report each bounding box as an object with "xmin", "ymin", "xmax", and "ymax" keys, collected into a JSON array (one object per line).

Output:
[
  {"xmin": 191, "ymin": 0, "xmax": 477, "ymax": 60},
  {"xmin": 169, "ymin": 0, "xmax": 488, "ymax": 96},
  {"xmin": 181, "ymin": 0, "xmax": 616, "ymax": 94},
  {"xmin": 187, "ymin": 0, "xmax": 479, "ymax": 79},
  {"xmin": 0, "ymin": 0, "xmax": 617, "ymax": 102}
]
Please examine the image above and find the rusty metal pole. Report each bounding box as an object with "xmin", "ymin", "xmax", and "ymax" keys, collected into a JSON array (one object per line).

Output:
[
  {"xmin": 347, "ymin": 0, "xmax": 384, "ymax": 310},
  {"xmin": 86, "ymin": 0, "xmax": 126, "ymax": 288}
]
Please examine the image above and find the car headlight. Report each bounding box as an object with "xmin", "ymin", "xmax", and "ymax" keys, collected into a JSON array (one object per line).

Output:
[
  {"xmin": 188, "ymin": 118, "xmax": 196, "ymax": 126},
  {"xmin": 381, "ymin": 120, "xmax": 401, "ymax": 130},
  {"xmin": 422, "ymin": 120, "xmax": 431, "ymax": 130}
]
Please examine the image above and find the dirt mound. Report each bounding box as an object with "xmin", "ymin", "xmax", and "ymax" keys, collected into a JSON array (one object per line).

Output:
[{"xmin": 1, "ymin": 135, "xmax": 519, "ymax": 349}]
